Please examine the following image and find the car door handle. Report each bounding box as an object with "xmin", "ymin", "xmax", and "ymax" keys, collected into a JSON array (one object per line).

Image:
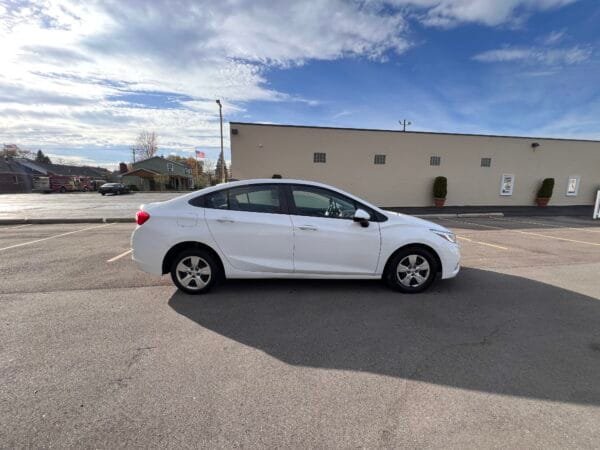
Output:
[
  {"xmin": 217, "ymin": 218, "xmax": 235, "ymax": 223},
  {"xmin": 298, "ymin": 225, "xmax": 317, "ymax": 231}
]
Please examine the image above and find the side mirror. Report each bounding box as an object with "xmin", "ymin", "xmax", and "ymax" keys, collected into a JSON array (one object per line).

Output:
[{"xmin": 353, "ymin": 208, "xmax": 370, "ymax": 227}]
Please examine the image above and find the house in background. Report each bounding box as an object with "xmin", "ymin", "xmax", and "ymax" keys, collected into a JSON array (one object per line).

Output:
[
  {"xmin": 122, "ymin": 156, "xmax": 193, "ymax": 191},
  {"xmin": 0, "ymin": 157, "xmax": 32, "ymax": 193}
]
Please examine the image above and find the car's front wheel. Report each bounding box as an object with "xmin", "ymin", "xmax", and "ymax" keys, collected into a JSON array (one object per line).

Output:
[
  {"xmin": 170, "ymin": 249, "xmax": 220, "ymax": 295},
  {"xmin": 385, "ymin": 246, "xmax": 438, "ymax": 293}
]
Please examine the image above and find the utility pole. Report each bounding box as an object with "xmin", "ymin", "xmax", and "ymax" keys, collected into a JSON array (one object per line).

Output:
[
  {"xmin": 132, "ymin": 147, "xmax": 136, "ymax": 163},
  {"xmin": 216, "ymin": 99, "xmax": 225, "ymax": 183},
  {"xmin": 399, "ymin": 119, "xmax": 412, "ymax": 132}
]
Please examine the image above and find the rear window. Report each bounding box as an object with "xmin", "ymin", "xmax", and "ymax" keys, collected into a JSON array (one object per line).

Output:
[{"xmin": 189, "ymin": 184, "xmax": 282, "ymax": 214}]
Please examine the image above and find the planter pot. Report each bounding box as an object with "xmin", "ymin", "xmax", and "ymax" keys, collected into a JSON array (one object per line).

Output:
[
  {"xmin": 536, "ymin": 197, "xmax": 550, "ymax": 207},
  {"xmin": 433, "ymin": 198, "xmax": 446, "ymax": 208}
]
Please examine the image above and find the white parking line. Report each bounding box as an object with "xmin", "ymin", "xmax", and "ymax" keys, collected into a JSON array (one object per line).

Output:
[
  {"xmin": 454, "ymin": 219, "xmax": 600, "ymax": 247},
  {"xmin": 107, "ymin": 249, "xmax": 132, "ymax": 262},
  {"xmin": 1, "ymin": 224, "xmax": 32, "ymax": 229},
  {"xmin": 0, "ymin": 223, "xmax": 114, "ymax": 252},
  {"xmin": 457, "ymin": 236, "xmax": 508, "ymax": 250},
  {"xmin": 490, "ymin": 216, "xmax": 600, "ymax": 234}
]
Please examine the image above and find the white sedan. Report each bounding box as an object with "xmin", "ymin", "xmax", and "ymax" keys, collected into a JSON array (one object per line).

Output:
[{"xmin": 131, "ymin": 179, "xmax": 460, "ymax": 294}]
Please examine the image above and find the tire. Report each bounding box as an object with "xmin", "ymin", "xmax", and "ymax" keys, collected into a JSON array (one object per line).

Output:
[
  {"xmin": 116, "ymin": 190, "xmax": 121, "ymax": 195},
  {"xmin": 170, "ymin": 249, "xmax": 220, "ymax": 295},
  {"xmin": 101, "ymin": 192, "xmax": 105, "ymax": 196},
  {"xmin": 384, "ymin": 246, "xmax": 438, "ymax": 293},
  {"xmin": 59, "ymin": 186, "xmax": 66, "ymax": 193}
]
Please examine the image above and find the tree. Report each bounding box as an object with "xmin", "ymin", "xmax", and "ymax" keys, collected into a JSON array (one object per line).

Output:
[
  {"xmin": 215, "ymin": 154, "xmax": 228, "ymax": 182},
  {"xmin": 35, "ymin": 150, "xmax": 52, "ymax": 164},
  {"xmin": 132, "ymin": 131, "xmax": 158, "ymax": 161}
]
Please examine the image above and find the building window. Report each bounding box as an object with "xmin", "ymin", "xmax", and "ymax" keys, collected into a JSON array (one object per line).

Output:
[
  {"xmin": 374, "ymin": 154, "xmax": 386, "ymax": 165},
  {"xmin": 167, "ymin": 163, "xmax": 174, "ymax": 172},
  {"xmin": 481, "ymin": 157, "xmax": 492, "ymax": 167},
  {"xmin": 313, "ymin": 152, "xmax": 326, "ymax": 163},
  {"xmin": 430, "ymin": 156, "xmax": 441, "ymax": 166}
]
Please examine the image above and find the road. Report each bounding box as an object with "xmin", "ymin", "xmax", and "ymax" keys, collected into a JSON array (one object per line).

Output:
[
  {"xmin": 1, "ymin": 216, "xmax": 600, "ymax": 448},
  {"xmin": 0, "ymin": 192, "xmax": 180, "ymax": 220}
]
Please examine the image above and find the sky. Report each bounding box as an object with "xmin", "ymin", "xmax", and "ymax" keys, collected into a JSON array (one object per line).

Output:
[{"xmin": 0, "ymin": 0, "xmax": 598, "ymax": 169}]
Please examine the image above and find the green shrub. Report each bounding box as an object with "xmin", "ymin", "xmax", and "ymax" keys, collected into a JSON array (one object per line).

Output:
[
  {"xmin": 433, "ymin": 176, "xmax": 447, "ymax": 199},
  {"xmin": 536, "ymin": 178, "xmax": 554, "ymax": 198}
]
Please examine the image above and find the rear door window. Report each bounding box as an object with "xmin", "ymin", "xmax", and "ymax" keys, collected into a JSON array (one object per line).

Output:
[{"xmin": 197, "ymin": 184, "xmax": 283, "ymax": 214}]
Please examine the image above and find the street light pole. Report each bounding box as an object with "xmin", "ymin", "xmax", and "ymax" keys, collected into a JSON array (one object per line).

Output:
[{"xmin": 216, "ymin": 99, "xmax": 225, "ymax": 183}]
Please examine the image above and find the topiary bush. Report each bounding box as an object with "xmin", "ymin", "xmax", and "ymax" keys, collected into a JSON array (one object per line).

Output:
[
  {"xmin": 537, "ymin": 178, "xmax": 554, "ymax": 198},
  {"xmin": 433, "ymin": 176, "xmax": 447, "ymax": 199}
]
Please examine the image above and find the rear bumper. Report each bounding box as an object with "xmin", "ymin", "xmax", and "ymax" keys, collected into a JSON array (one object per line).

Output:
[{"xmin": 131, "ymin": 227, "xmax": 164, "ymax": 275}]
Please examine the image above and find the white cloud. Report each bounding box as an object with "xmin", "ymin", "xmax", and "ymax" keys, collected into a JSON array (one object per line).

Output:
[
  {"xmin": 0, "ymin": 0, "xmax": 414, "ymax": 160},
  {"xmin": 473, "ymin": 45, "xmax": 591, "ymax": 65},
  {"xmin": 387, "ymin": 0, "xmax": 578, "ymax": 27},
  {"xmin": 0, "ymin": 0, "xmax": 584, "ymax": 164}
]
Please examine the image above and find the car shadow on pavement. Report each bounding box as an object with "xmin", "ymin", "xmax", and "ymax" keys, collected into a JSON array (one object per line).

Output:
[{"xmin": 168, "ymin": 268, "xmax": 600, "ymax": 406}]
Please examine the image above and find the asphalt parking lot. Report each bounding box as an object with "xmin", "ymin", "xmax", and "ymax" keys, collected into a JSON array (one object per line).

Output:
[{"xmin": 1, "ymin": 216, "xmax": 600, "ymax": 448}]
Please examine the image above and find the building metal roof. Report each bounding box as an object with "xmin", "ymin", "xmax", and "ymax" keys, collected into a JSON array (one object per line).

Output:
[{"xmin": 229, "ymin": 122, "xmax": 600, "ymax": 144}]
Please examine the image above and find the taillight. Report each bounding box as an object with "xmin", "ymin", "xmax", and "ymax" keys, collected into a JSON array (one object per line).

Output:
[{"xmin": 136, "ymin": 210, "xmax": 150, "ymax": 225}]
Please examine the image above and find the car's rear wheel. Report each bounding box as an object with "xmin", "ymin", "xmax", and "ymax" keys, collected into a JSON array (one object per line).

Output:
[
  {"xmin": 385, "ymin": 247, "xmax": 438, "ymax": 293},
  {"xmin": 170, "ymin": 249, "xmax": 220, "ymax": 295}
]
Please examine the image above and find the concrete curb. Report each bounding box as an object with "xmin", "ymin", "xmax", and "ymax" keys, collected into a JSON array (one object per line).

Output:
[
  {"xmin": 0, "ymin": 218, "xmax": 135, "ymax": 225},
  {"xmin": 416, "ymin": 212, "xmax": 504, "ymax": 219}
]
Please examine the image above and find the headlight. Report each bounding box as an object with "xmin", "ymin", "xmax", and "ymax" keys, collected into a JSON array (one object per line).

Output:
[{"xmin": 431, "ymin": 229, "xmax": 457, "ymax": 244}]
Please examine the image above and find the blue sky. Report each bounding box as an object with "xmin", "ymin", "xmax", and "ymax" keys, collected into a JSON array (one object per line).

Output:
[{"xmin": 0, "ymin": 0, "xmax": 598, "ymax": 168}]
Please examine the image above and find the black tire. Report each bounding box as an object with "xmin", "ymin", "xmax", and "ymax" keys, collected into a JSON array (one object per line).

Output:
[
  {"xmin": 116, "ymin": 190, "xmax": 121, "ymax": 195},
  {"xmin": 59, "ymin": 186, "xmax": 66, "ymax": 193},
  {"xmin": 170, "ymin": 249, "xmax": 221, "ymax": 295},
  {"xmin": 384, "ymin": 246, "xmax": 438, "ymax": 293},
  {"xmin": 101, "ymin": 192, "xmax": 105, "ymax": 196}
]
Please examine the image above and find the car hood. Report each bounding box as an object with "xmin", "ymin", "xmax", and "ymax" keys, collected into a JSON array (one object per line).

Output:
[{"xmin": 383, "ymin": 210, "xmax": 452, "ymax": 233}]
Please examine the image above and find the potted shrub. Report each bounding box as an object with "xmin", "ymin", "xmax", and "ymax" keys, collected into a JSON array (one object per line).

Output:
[
  {"xmin": 536, "ymin": 178, "xmax": 554, "ymax": 207},
  {"xmin": 433, "ymin": 176, "xmax": 447, "ymax": 207}
]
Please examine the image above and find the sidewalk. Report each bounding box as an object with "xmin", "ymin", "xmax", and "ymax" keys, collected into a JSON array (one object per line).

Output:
[
  {"xmin": 0, "ymin": 191, "xmax": 595, "ymax": 225},
  {"xmin": 386, "ymin": 204, "xmax": 596, "ymax": 218}
]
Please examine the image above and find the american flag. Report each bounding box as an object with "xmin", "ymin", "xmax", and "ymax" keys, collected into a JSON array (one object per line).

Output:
[{"xmin": 195, "ymin": 150, "xmax": 206, "ymax": 159}]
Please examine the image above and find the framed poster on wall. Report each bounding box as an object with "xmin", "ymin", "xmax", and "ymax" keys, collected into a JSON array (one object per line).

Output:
[
  {"xmin": 566, "ymin": 176, "xmax": 580, "ymax": 196},
  {"xmin": 500, "ymin": 174, "xmax": 515, "ymax": 196}
]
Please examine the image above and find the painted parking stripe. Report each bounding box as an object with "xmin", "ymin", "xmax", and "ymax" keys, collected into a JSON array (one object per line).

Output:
[
  {"xmin": 454, "ymin": 219, "xmax": 600, "ymax": 247},
  {"xmin": 0, "ymin": 224, "xmax": 32, "ymax": 229},
  {"xmin": 107, "ymin": 249, "xmax": 132, "ymax": 263},
  {"xmin": 0, "ymin": 223, "xmax": 114, "ymax": 252},
  {"xmin": 456, "ymin": 236, "xmax": 508, "ymax": 250},
  {"xmin": 490, "ymin": 216, "xmax": 600, "ymax": 234}
]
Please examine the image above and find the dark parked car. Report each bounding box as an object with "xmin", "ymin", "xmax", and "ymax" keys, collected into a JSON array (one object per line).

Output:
[{"xmin": 99, "ymin": 183, "xmax": 130, "ymax": 195}]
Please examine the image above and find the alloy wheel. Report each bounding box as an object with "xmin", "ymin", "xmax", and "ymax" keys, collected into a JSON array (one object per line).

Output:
[
  {"xmin": 175, "ymin": 255, "xmax": 212, "ymax": 290},
  {"xmin": 396, "ymin": 254, "xmax": 431, "ymax": 288}
]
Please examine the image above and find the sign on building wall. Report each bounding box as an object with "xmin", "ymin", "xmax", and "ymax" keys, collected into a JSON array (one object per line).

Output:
[
  {"xmin": 500, "ymin": 174, "xmax": 515, "ymax": 196},
  {"xmin": 566, "ymin": 176, "xmax": 580, "ymax": 196}
]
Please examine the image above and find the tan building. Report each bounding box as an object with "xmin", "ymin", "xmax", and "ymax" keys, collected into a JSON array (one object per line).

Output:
[{"xmin": 230, "ymin": 122, "xmax": 600, "ymax": 208}]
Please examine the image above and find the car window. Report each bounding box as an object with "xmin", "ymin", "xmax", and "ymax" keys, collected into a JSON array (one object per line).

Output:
[
  {"xmin": 228, "ymin": 185, "xmax": 281, "ymax": 213},
  {"xmin": 204, "ymin": 190, "xmax": 228, "ymax": 209},
  {"xmin": 202, "ymin": 185, "xmax": 281, "ymax": 213},
  {"xmin": 291, "ymin": 186, "xmax": 357, "ymax": 219}
]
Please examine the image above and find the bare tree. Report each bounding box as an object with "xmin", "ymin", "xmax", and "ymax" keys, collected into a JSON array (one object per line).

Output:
[{"xmin": 132, "ymin": 131, "xmax": 158, "ymax": 161}]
